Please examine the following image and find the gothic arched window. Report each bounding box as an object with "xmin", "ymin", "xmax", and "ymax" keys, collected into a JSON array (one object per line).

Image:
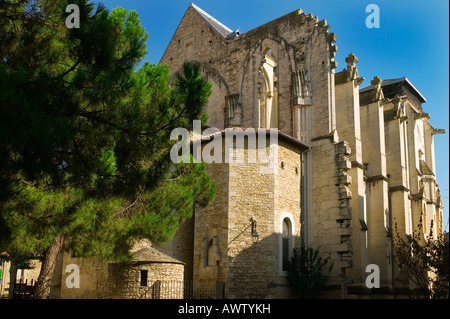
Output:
[{"xmin": 259, "ymin": 49, "xmax": 277, "ymax": 128}]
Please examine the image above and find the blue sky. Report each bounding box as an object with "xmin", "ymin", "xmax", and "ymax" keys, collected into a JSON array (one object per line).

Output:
[{"xmin": 95, "ymin": 0, "xmax": 449, "ymax": 231}]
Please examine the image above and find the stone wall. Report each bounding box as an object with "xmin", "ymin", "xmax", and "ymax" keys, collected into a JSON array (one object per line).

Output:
[
  {"xmin": 308, "ymin": 135, "xmax": 353, "ymax": 297},
  {"xmin": 58, "ymin": 248, "xmax": 185, "ymax": 299},
  {"xmin": 153, "ymin": 217, "xmax": 195, "ymax": 280},
  {"xmin": 193, "ymin": 138, "xmax": 230, "ymax": 284},
  {"xmin": 229, "ymin": 135, "xmax": 303, "ymax": 298},
  {"xmin": 60, "ymin": 252, "xmax": 109, "ymax": 299},
  {"xmin": 226, "ymin": 135, "xmax": 279, "ymax": 298},
  {"xmin": 107, "ymin": 262, "xmax": 184, "ymax": 299}
]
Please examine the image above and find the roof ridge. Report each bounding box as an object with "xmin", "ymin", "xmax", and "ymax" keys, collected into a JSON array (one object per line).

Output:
[{"xmin": 189, "ymin": 3, "xmax": 234, "ymax": 38}]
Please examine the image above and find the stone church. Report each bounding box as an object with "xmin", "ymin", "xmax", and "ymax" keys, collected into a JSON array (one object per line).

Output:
[
  {"xmin": 152, "ymin": 3, "xmax": 446, "ymax": 298},
  {"xmin": 6, "ymin": 3, "xmax": 443, "ymax": 299}
]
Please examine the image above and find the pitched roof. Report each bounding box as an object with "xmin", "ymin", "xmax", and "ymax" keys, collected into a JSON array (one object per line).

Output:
[
  {"xmin": 359, "ymin": 77, "xmax": 426, "ymax": 103},
  {"xmin": 189, "ymin": 3, "xmax": 238, "ymax": 39},
  {"xmin": 420, "ymin": 159, "xmax": 434, "ymax": 176},
  {"xmin": 191, "ymin": 127, "xmax": 310, "ymax": 150}
]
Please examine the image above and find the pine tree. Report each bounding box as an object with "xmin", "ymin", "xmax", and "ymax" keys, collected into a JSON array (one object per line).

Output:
[{"xmin": 0, "ymin": 0, "xmax": 215, "ymax": 298}]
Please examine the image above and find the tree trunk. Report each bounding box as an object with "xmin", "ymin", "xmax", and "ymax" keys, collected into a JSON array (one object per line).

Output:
[
  {"xmin": 34, "ymin": 233, "xmax": 66, "ymax": 299},
  {"xmin": 8, "ymin": 262, "xmax": 17, "ymax": 299}
]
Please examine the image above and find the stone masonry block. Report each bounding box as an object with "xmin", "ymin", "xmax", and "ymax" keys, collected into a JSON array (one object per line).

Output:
[
  {"xmin": 336, "ymin": 141, "xmax": 351, "ymax": 155},
  {"xmin": 337, "ymin": 205, "xmax": 352, "ymax": 220},
  {"xmin": 338, "ymin": 186, "xmax": 352, "ymax": 200}
]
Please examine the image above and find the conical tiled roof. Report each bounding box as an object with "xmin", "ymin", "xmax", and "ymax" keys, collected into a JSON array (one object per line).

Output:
[{"xmin": 131, "ymin": 247, "xmax": 184, "ymax": 264}]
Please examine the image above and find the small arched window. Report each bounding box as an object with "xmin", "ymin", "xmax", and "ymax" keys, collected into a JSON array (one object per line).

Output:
[
  {"xmin": 207, "ymin": 239, "xmax": 215, "ymax": 266},
  {"xmin": 282, "ymin": 218, "xmax": 291, "ymax": 271},
  {"xmin": 204, "ymin": 238, "xmax": 214, "ymax": 267}
]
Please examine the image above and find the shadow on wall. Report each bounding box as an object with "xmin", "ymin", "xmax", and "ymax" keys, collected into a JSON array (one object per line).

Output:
[
  {"xmin": 226, "ymin": 232, "xmax": 300, "ymax": 299},
  {"xmin": 226, "ymin": 231, "xmax": 341, "ymax": 299}
]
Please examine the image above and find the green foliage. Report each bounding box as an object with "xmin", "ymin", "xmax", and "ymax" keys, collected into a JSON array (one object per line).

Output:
[
  {"xmin": 287, "ymin": 245, "xmax": 333, "ymax": 299},
  {"xmin": 0, "ymin": 0, "xmax": 215, "ymax": 266}
]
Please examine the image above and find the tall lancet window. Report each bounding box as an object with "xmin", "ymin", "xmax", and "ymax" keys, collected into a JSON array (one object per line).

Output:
[
  {"xmin": 282, "ymin": 218, "xmax": 291, "ymax": 271},
  {"xmin": 259, "ymin": 49, "xmax": 278, "ymax": 128}
]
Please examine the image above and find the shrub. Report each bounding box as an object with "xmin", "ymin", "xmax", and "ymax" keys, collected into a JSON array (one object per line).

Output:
[{"xmin": 287, "ymin": 245, "xmax": 333, "ymax": 299}]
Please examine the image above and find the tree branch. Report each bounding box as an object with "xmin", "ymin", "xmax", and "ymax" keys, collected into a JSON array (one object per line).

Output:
[{"xmin": 54, "ymin": 60, "xmax": 81, "ymax": 80}]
